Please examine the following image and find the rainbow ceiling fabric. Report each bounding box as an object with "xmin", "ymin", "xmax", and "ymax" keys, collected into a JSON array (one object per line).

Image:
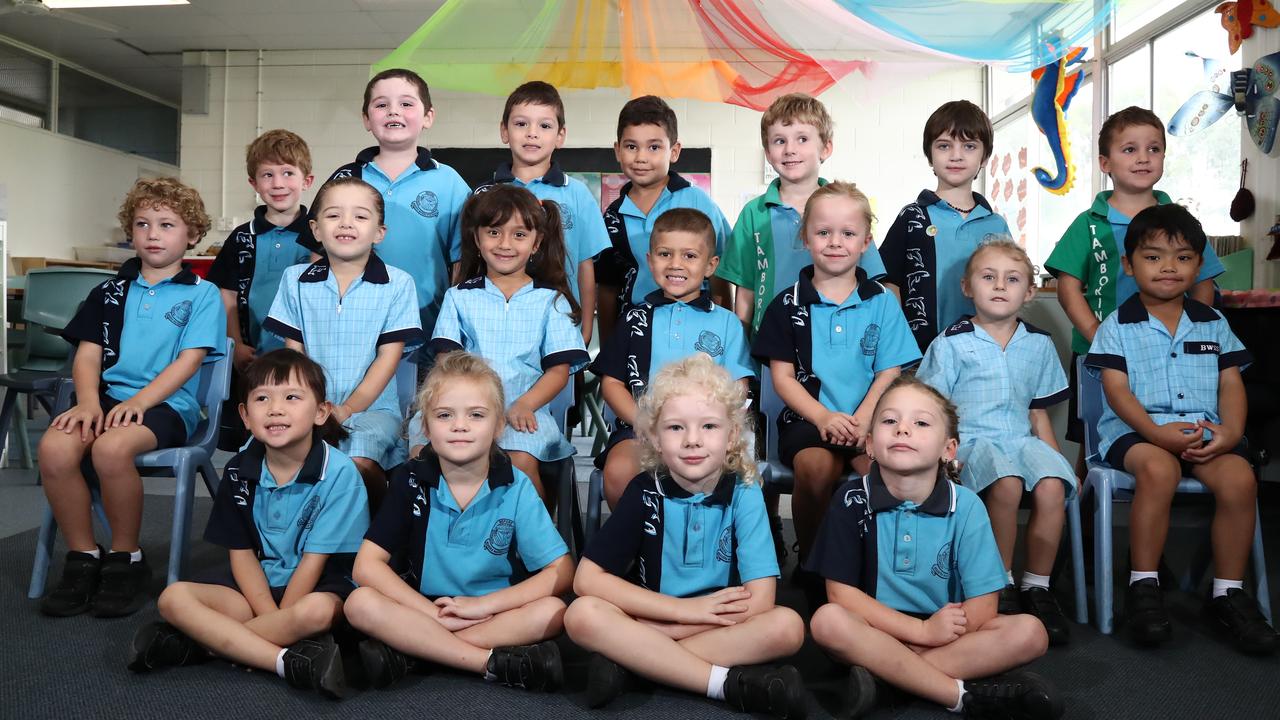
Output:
[{"xmin": 374, "ymin": 0, "xmax": 1118, "ymax": 110}]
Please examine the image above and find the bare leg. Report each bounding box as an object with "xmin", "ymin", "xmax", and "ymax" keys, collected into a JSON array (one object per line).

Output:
[
  {"xmin": 791, "ymin": 448, "xmax": 843, "ymax": 560},
  {"xmin": 1024, "ymin": 479, "xmax": 1067, "ymax": 577},
  {"xmin": 603, "ymin": 440, "xmax": 641, "ymax": 510},
  {"xmin": 982, "ymin": 476, "xmax": 1023, "ymax": 572},
  {"xmin": 37, "ymin": 428, "xmax": 97, "ymax": 552},
  {"xmin": 90, "ymin": 425, "xmax": 159, "ymax": 553},
  {"xmin": 508, "ymin": 451, "xmax": 549, "ymax": 510},
  {"xmin": 1122, "ymin": 444, "xmax": 1182, "ymax": 572},
  {"xmin": 455, "ymin": 595, "xmax": 567, "ymax": 648},
  {"xmin": 1192, "ymin": 454, "xmax": 1257, "ymax": 581},
  {"xmin": 352, "ymin": 457, "xmax": 387, "ymax": 512}
]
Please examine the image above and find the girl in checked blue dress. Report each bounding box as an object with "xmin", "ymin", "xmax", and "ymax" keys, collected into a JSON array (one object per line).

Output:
[
  {"xmin": 916, "ymin": 239, "xmax": 1077, "ymax": 646},
  {"xmin": 428, "ymin": 184, "xmax": 589, "ymax": 505}
]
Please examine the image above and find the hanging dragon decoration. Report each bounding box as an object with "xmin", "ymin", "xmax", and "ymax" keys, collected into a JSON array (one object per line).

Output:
[{"xmin": 1029, "ymin": 46, "xmax": 1087, "ymax": 196}]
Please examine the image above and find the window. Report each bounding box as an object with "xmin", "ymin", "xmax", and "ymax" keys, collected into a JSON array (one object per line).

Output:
[
  {"xmin": 0, "ymin": 42, "xmax": 51, "ymax": 129},
  {"xmin": 1112, "ymin": 0, "xmax": 1193, "ymax": 42},
  {"xmin": 57, "ymin": 67, "xmax": 178, "ymax": 165},
  {"xmin": 1107, "ymin": 47, "xmax": 1150, "ymax": 115}
]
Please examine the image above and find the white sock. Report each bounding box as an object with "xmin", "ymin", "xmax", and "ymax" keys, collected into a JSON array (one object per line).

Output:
[
  {"xmin": 275, "ymin": 649, "xmax": 287, "ymax": 678},
  {"xmin": 1005, "ymin": 569, "xmax": 1014, "ymax": 585},
  {"xmin": 79, "ymin": 547, "xmax": 101, "ymax": 559},
  {"xmin": 1020, "ymin": 572, "xmax": 1050, "ymax": 591},
  {"xmin": 948, "ymin": 679, "xmax": 966, "ymax": 712},
  {"xmin": 1213, "ymin": 578, "xmax": 1244, "ymax": 599},
  {"xmin": 1129, "ymin": 571, "xmax": 1159, "ymax": 586},
  {"xmin": 129, "ymin": 548, "xmax": 143, "ymax": 563},
  {"xmin": 707, "ymin": 665, "xmax": 730, "ymax": 701}
]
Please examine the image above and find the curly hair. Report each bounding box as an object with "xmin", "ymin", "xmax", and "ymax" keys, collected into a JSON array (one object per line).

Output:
[
  {"xmin": 117, "ymin": 177, "xmax": 211, "ymax": 241},
  {"xmin": 634, "ymin": 354, "xmax": 759, "ymax": 484},
  {"xmin": 414, "ymin": 351, "xmax": 506, "ymax": 458}
]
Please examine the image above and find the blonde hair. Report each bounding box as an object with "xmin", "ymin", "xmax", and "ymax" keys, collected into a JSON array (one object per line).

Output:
[
  {"xmin": 760, "ymin": 92, "xmax": 834, "ymax": 147},
  {"xmin": 872, "ymin": 375, "xmax": 961, "ymax": 480},
  {"xmin": 634, "ymin": 354, "xmax": 759, "ymax": 484},
  {"xmin": 117, "ymin": 177, "xmax": 211, "ymax": 241},
  {"xmin": 801, "ymin": 181, "xmax": 877, "ymax": 237},
  {"xmin": 964, "ymin": 237, "xmax": 1036, "ymax": 282},
  {"xmin": 415, "ymin": 351, "xmax": 506, "ymax": 455}
]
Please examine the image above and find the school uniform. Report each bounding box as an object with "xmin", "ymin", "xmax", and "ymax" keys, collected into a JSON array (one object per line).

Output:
[
  {"xmin": 595, "ymin": 171, "xmax": 732, "ymax": 309},
  {"xmin": 474, "ymin": 162, "xmax": 611, "ymax": 301},
  {"xmin": 264, "ymin": 252, "xmax": 423, "ymax": 469},
  {"xmin": 716, "ymin": 178, "xmax": 887, "ymax": 335},
  {"xmin": 429, "ymin": 276, "xmax": 588, "ymax": 461},
  {"xmin": 751, "ymin": 266, "xmax": 920, "ymax": 466},
  {"xmin": 61, "ymin": 258, "xmax": 226, "ymax": 447},
  {"xmin": 1084, "ymin": 295, "xmax": 1250, "ymax": 469},
  {"xmin": 318, "ymin": 147, "xmax": 470, "ymax": 335},
  {"xmin": 207, "ymin": 205, "xmax": 314, "ymax": 354},
  {"xmin": 806, "ymin": 467, "xmax": 1007, "ymax": 616},
  {"xmin": 917, "ymin": 317, "xmax": 1076, "ymax": 498},
  {"xmin": 365, "ymin": 450, "xmax": 568, "ymax": 598},
  {"xmin": 880, "ymin": 190, "xmax": 1012, "ymax": 352},
  {"xmin": 202, "ymin": 439, "xmax": 370, "ymax": 600},
  {"xmin": 589, "ymin": 289, "xmax": 754, "ymax": 467},
  {"xmin": 583, "ymin": 472, "xmax": 778, "ymax": 598}
]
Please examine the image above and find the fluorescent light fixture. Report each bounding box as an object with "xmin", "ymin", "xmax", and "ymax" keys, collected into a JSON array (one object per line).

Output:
[{"xmin": 44, "ymin": 1, "xmax": 190, "ymax": 8}]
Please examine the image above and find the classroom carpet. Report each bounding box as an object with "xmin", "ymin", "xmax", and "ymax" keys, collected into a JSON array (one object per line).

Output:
[{"xmin": 3, "ymin": 495, "xmax": 1280, "ymax": 720}]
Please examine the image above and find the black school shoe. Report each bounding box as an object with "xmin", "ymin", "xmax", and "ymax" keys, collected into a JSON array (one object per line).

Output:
[
  {"xmin": 723, "ymin": 664, "xmax": 807, "ymax": 720},
  {"xmin": 1205, "ymin": 588, "xmax": 1280, "ymax": 656},
  {"xmin": 998, "ymin": 585, "xmax": 1021, "ymax": 616},
  {"xmin": 358, "ymin": 639, "xmax": 411, "ymax": 689},
  {"xmin": 486, "ymin": 640, "xmax": 563, "ymax": 692},
  {"xmin": 585, "ymin": 653, "xmax": 630, "ymax": 708},
  {"xmin": 962, "ymin": 670, "xmax": 1064, "ymax": 720},
  {"xmin": 283, "ymin": 635, "xmax": 347, "ymax": 700},
  {"xmin": 40, "ymin": 547, "xmax": 103, "ymax": 617},
  {"xmin": 127, "ymin": 621, "xmax": 210, "ymax": 672},
  {"xmin": 1124, "ymin": 578, "xmax": 1172, "ymax": 646},
  {"xmin": 1020, "ymin": 587, "xmax": 1071, "ymax": 646},
  {"xmin": 840, "ymin": 665, "xmax": 877, "ymax": 720},
  {"xmin": 91, "ymin": 550, "xmax": 152, "ymax": 618}
]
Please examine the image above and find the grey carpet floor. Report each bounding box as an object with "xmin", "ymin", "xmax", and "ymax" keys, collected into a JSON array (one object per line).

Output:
[{"xmin": 3, "ymin": 495, "xmax": 1280, "ymax": 719}]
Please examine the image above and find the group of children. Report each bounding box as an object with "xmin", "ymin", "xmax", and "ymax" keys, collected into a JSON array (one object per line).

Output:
[{"xmin": 30, "ymin": 65, "xmax": 1278, "ymax": 719}]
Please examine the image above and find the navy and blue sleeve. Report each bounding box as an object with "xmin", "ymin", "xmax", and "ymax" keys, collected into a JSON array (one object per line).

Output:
[
  {"xmin": 60, "ymin": 283, "xmax": 109, "ymax": 346},
  {"xmin": 202, "ymin": 461, "xmax": 255, "ymax": 550},
  {"xmin": 1083, "ymin": 316, "xmax": 1126, "ymax": 376},
  {"xmin": 750, "ymin": 293, "xmax": 798, "ymax": 365},
  {"xmin": 582, "ymin": 475, "xmax": 649, "ymax": 577},
  {"xmin": 206, "ymin": 230, "xmax": 243, "ymax": 291},
  {"xmin": 588, "ymin": 312, "xmax": 636, "ymax": 381},
  {"xmin": 878, "ymin": 206, "xmax": 912, "ymax": 288},
  {"xmin": 363, "ymin": 463, "xmax": 418, "ymax": 555},
  {"xmin": 805, "ymin": 479, "xmax": 871, "ymax": 590}
]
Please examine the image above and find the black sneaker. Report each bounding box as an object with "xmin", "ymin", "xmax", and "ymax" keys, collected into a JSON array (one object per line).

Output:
[
  {"xmin": 998, "ymin": 584, "xmax": 1021, "ymax": 615},
  {"xmin": 358, "ymin": 639, "xmax": 410, "ymax": 689},
  {"xmin": 840, "ymin": 665, "xmax": 877, "ymax": 720},
  {"xmin": 585, "ymin": 653, "xmax": 629, "ymax": 708},
  {"xmin": 962, "ymin": 670, "xmax": 1063, "ymax": 720},
  {"xmin": 282, "ymin": 635, "xmax": 346, "ymax": 700},
  {"xmin": 91, "ymin": 550, "xmax": 152, "ymax": 618},
  {"xmin": 1020, "ymin": 587, "xmax": 1071, "ymax": 646},
  {"xmin": 723, "ymin": 664, "xmax": 807, "ymax": 720},
  {"xmin": 127, "ymin": 621, "xmax": 208, "ymax": 672},
  {"xmin": 40, "ymin": 547, "xmax": 103, "ymax": 617},
  {"xmin": 1124, "ymin": 578, "xmax": 1172, "ymax": 646},
  {"xmin": 1205, "ymin": 588, "xmax": 1280, "ymax": 656},
  {"xmin": 487, "ymin": 640, "xmax": 563, "ymax": 692}
]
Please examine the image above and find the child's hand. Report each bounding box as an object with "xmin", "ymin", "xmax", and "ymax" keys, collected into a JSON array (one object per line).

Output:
[
  {"xmin": 434, "ymin": 612, "xmax": 492, "ymax": 632},
  {"xmin": 1181, "ymin": 419, "xmax": 1237, "ymax": 464},
  {"xmin": 52, "ymin": 402, "xmax": 104, "ymax": 442},
  {"xmin": 1150, "ymin": 422, "xmax": 1203, "ymax": 455},
  {"xmin": 818, "ymin": 411, "xmax": 859, "ymax": 446},
  {"xmin": 677, "ymin": 586, "xmax": 751, "ymax": 626},
  {"xmin": 232, "ymin": 343, "xmax": 256, "ymax": 371},
  {"xmin": 851, "ymin": 407, "xmax": 875, "ymax": 448},
  {"xmin": 331, "ymin": 403, "xmax": 353, "ymax": 424},
  {"xmin": 919, "ymin": 602, "xmax": 967, "ymax": 646},
  {"xmin": 434, "ymin": 595, "xmax": 493, "ymax": 621},
  {"xmin": 506, "ymin": 401, "xmax": 538, "ymax": 433},
  {"xmin": 104, "ymin": 398, "xmax": 150, "ymax": 429}
]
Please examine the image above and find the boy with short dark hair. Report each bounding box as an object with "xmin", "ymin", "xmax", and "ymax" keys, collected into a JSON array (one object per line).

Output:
[
  {"xmin": 595, "ymin": 95, "xmax": 731, "ymax": 339},
  {"xmin": 474, "ymin": 81, "xmax": 611, "ymax": 344},
  {"xmin": 38, "ymin": 177, "xmax": 227, "ymax": 619},
  {"xmin": 880, "ymin": 100, "xmax": 1012, "ymax": 352},
  {"xmin": 1084, "ymin": 203, "xmax": 1277, "ymax": 655},
  {"xmin": 209, "ymin": 129, "xmax": 316, "ymax": 371}
]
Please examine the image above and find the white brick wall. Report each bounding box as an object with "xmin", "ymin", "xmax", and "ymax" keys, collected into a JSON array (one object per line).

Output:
[{"xmin": 180, "ymin": 49, "xmax": 983, "ymax": 248}]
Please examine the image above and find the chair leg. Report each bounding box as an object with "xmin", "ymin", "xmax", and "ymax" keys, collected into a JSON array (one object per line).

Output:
[
  {"xmin": 0, "ymin": 388, "xmax": 20, "ymax": 469},
  {"xmin": 1067, "ymin": 494, "xmax": 1088, "ymax": 625},
  {"xmin": 168, "ymin": 456, "xmax": 195, "ymax": 586},
  {"xmin": 28, "ymin": 503, "xmax": 58, "ymax": 599},
  {"xmin": 585, "ymin": 469, "xmax": 604, "ymax": 549},
  {"xmin": 1093, "ymin": 474, "xmax": 1115, "ymax": 634},
  {"xmin": 14, "ymin": 410, "xmax": 33, "ymax": 470},
  {"xmin": 553, "ymin": 460, "xmax": 583, "ymax": 557},
  {"xmin": 198, "ymin": 460, "xmax": 220, "ymax": 497},
  {"xmin": 1252, "ymin": 499, "xmax": 1272, "ymax": 623}
]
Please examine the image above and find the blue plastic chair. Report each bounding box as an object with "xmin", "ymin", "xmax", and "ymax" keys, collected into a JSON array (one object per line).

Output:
[
  {"xmin": 1078, "ymin": 357, "xmax": 1272, "ymax": 634},
  {"xmin": 28, "ymin": 337, "xmax": 235, "ymax": 596}
]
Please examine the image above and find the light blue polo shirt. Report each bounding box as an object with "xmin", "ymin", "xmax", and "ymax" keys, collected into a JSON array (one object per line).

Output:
[
  {"xmin": 204, "ymin": 439, "xmax": 370, "ymax": 588},
  {"xmin": 1107, "ymin": 203, "xmax": 1225, "ymax": 305},
  {"xmin": 324, "ymin": 146, "xmax": 470, "ymax": 334},
  {"xmin": 475, "ymin": 163, "xmax": 611, "ymax": 301},
  {"xmin": 925, "ymin": 198, "xmax": 1012, "ymax": 334},
  {"xmin": 807, "ymin": 468, "xmax": 1007, "ymax": 615},
  {"xmin": 583, "ymin": 472, "xmax": 779, "ymax": 598},
  {"xmin": 61, "ymin": 259, "xmax": 226, "ymax": 436},
  {"xmin": 1084, "ymin": 294, "xmax": 1251, "ymax": 460}
]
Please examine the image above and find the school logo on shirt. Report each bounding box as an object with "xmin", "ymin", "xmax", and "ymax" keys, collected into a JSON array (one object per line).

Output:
[
  {"xmin": 165, "ymin": 300, "xmax": 193, "ymax": 328},
  {"xmin": 560, "ymin": 204, "xmax": 575, "ymax": 230},
  {"xmin": 410, "ymin": 190, "xmax": 439, "ymax": 218},
  {"xmin": 694, "ymin": 331, "xmax": 724, "ymax": 357},
  {"xmin": 297, "ymin": 496, "xmax": 321, "ymax": 530},
  {"xmin": 1184, "ymin": 341, "xmax": 1221, "ymax": 355},
  {"xmin": 931, "ymin": 542, "xmax": 953, "ymax": 580},
  {"xmin": 716, "ymin": 527, "xmax": 733, "ymax": 563},
  {"xmin": 483, "ymin": 518, "xmax": 515, "ymax": 555},
  {"xmin": 332, "ymin": 168, "xmax": 355, "ymax": 180},
  {"xmin": 860, "ymin": 323, "xmax": 880, "ymax": 356}
]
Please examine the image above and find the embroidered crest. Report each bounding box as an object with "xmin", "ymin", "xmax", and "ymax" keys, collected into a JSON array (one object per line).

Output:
[
  {"xmin": 410, "ymin": 190, "xmax": 439, "ymax": 218},
  {"xmin": 716, "ymin": 527, "xmax": 733, "ymax": 563},
  {"xmin": 560, "ymin": 203, "xmax": 575, "ymax": 230},
  {"xmin": 860, "ymin": 323, "xmax": 880, "ymax": 356},
  {"xmin": 297, "ymin": 496, "xmax": 321, "ymax": 530},
  {"xmin": 694, "ymin": 330, "xmax": 724, "ymax": 357},
  {"xmin": 483, "ymin": 518, "xmax": 515, "ymax": 555},
  {"xmin": 165, "ymin": 300, "xmax": 193, "ymax": 327},
  {"xmin": 931, "ymin": 542, "xmax": 953, "ymax": 580}
]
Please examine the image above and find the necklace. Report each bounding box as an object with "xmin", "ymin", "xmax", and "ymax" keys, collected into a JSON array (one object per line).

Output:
[{"xmin": 942, "ymin": 198, "xmax": 976, "ymax": 214}]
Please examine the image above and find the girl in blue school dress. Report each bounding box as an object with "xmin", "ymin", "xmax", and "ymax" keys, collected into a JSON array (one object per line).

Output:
[
  {"xmin": 915, "ymin": 238, "xmax": 1076, "ymax": 645},
  {"xmin": 428, "ymin": 184, "xmax": 589, "ymax": 504}
]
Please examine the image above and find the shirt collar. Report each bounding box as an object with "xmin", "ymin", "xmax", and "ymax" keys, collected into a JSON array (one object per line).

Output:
[
  {"xmin": 916, "ymin": 189, "xmax": 993, "ymax": 213},
  {"xmin": 299, "ymin": 250, "xmax": 390, "ymax": 284},
  {"xmin": 236, "ymin": 438, "xmax": 330, "ymax": 487},
  {"xmin": 643, "ymin": 288, "xmax": 714, "ymax": 311},
  {"xmin": 116, "ymin": 257, "xmax": 199, "ymax": 285},
  {"xmin": 251, "ymin": 204, "xmax": 310, "ymax": 236},
  {"xmin": 456, "ymin": 275, "xmax": 552, "ymax": 295},
  {"xmin": 943, "ymin": 315, "xmax": 1049, "ymax": 340},
  {"xmin": 619, "ymin": 170, "xmax": 692, "ymax": 203},
  {"xmin": 866, "ymin": 464, "xmax": 954, "ymax": 516},
  {"xmin": 653, "ymin": 472, "xmax": 736, "ymax": 505},
  {"xmin": 355, "ymin": 145, "xmax": 436, "ymax": 171},
  {"xmin": 410, "ymin": 447, "xmax": 516, "ymax": 489},
  {"xmin": 763, "ymin": 177, "xmax": 828, "ymax": 209},
  {"xmin": 794, "ymin": 265, "xmax": 880, "ymax": 306},
  {"xmin": 1116, "ymin": 293, "xmax": 1218, "ymax": 324},
  {"xmin": 493, "ymin": 161, "xmax": 567, "ymax": 187},
  {"xmin": 1089, "ymin": 190, "xmax": 1174, "ymax": 219}
]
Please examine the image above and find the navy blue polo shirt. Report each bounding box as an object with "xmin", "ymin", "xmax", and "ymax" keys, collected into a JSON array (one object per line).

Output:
[
  {"xmin": 583, "ymin": 472, "xmax": 778, "ymax": 598},
  {"xmin": 207, "ymin": 204, "xmax": 313, "ymax": 352},
  {"xmin": 365, "ymin": 450, "xmax": 569, "ymax": 598},
  {"xmin": 806, "ymin": 467, "xmax": 1007, "ymax": 615},
  {"xmin": 204, "ymin": 439, "xmax": 370, "ymax": 588},
  {"xmin": 61, "ymin": 258, "xmax": 226, "ymax": 436}
]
